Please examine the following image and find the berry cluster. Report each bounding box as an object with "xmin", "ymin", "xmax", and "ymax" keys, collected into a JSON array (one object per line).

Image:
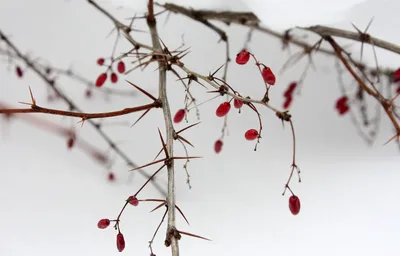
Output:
[{"xmin": 95, "ymin": 58, "xmax": 126, "ymax": 87}]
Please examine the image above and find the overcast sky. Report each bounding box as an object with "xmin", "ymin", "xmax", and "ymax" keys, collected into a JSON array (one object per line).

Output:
[{"xmin": 1, "ymin": 0, "xmax": 400, "ymax": 255}]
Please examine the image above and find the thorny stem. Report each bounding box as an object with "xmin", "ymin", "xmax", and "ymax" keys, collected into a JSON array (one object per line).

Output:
[{"xmin": 147, "ymin": 1, "xmax": 180, "ymax": 255}]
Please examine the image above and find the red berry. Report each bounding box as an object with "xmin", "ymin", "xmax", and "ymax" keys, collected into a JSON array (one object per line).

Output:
[
  {"xmin": 117, "ymin": 61, "xmax": 125, "ymax": 74},
  {"xmin": 338, "ymin": 105, "xmax": 350, "ymax": 115},
  {"xmin": 110, "ymin": 73, "xmax": 118, "ymax": 83},
  {"xmin": 283, "ymin": 82, "xmax": 297, "ymax": 98},
  {"xmin": 262, "ymin": 66, "xmax": 276, "ymax": 85},
  {"xmin": 97, "ymin": 58, "xmax": 105, "ymax": 65},
  {"xmin": 128, "ymin": 196, "xmax": 139, "ymax": 206},
  {"xmin": 16, "ymin": 66, "xmax": 23, "ymax": 78},
  {"xmin": 233, "ymin": 98, "xmax": 244, "ymax": 109},
  {"xmin": 245, "ymin": 129, "xmax": 259, "ymax": 140},
  {"xmin": 108, "ymin": 172, "xmax": 115, "ymax": 181},
  {"xmin": 67, "ymin": 137, "xmax": 75, "ymax": 149},
  {"xmin": 116, "ymin": 233, "xmax": 125, "ymax": 252},
  {"xmin": 214, "ymin": 140, "xmax": 223, "ymax": 153},
  {"xmin": 96, "ymin": 73, "xmax": 107, "ymax": 87},
  {"xmin": 173, "ymin": 109, "xmax": 186, "ymax": 123},
  {"xmin": 289, "ymin": 195, "xmax": 301, "ymax": 215},
  {"xmin": 216, "ymin": 102, "xmax": 231, "ymax": 117},
  {"xmin": 236, "ymin": 49, "xmax": 250, "ymax": 65},
  {"xmin": 393, "ymin": 68, "xmax": 400, "ymax": 83},
  {"xmin": 97, "ymin": 219, "xmax": 110, "ymax": 229},
  {"xmin": 335, "ymin": 96, "xmax": 349, "ymax": 115},
  {"xmin": 283, "ymin": 96, "xmax": 293, "ymax": 109}
]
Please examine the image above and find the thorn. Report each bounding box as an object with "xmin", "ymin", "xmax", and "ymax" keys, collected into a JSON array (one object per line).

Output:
[
  {"xmin": 176, "ymin": 122, "xmax": 201, "ymax": 134},
  {"xmin": 157, "ymin": 128, "xmax": 169, "ymax": 159},
  {"xmin": 177, "ymin": 230, "xmax": 211, "ymax": 241},
  {"xmin": 131, "ymin": 108, "xmax": 151, "ymax": 127},
  {"xmin": 125, "ymin": 80, "xmax": 157, "ymax": 101}
]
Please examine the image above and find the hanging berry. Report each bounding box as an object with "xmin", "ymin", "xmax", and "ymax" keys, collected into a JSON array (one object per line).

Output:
[
  {"xmin": 214, "ymin": 140, "xmax": 223, "ymax": 153},
  {"xmin": 97, "ymin": 58, "xmax": 105, "ymax": 66},
  {"xmin": 16, "ymin": 66, "xmax": 23, "ymax": 78},
  {"xmin": 233, "ymin": 98, "xmax": 244, "ymax": 109},
  {"xmin": 393, "ymin": 67, "xmax": 400, "ymax": 83},
  {"xmin": 245, "ymin": 129, "xmax": 259, "ymax": 140},
  {"xmin": 97, "ymin": 219, "xmax": 110, "ymax": 229},
  {"xmin": 173, "ymin": 109, "xmax": 186, "ymax": 123},
  {"xmin": 67, "ymin": 137, "xmax": 75, "ymax": 149},
  {"xmin": 110, "ymin": 73, "xmax": 118, "ymax": 83},
  {"xmin": 235, "ymin": 49, "xmax": 250, "ymax": 65},
  {"xmin": 117, "ymin": 61, "xmax": 125, "ymax": 74},
  {"xmin": 96, "ymin": 73, "xmax": 107, "ymax": 87},
  {"xmin": 116, "ymin": 233, "xmax": 125, "ymax": 252},
  {"xmin": 335, "ymin": 96, "xmax": 349, "ymax": 115},
  {"xmin": 289, "ymin": 195, "xmax": 301, "ymax": 215},
  {"xmin": 261, "ymin": 66, "xmax": 276, "ymax": 85},
  {"xmin": 108, "ymin": 172, "xmax": 115, "ymax": 182},
  {"xmin": 216, "ymin": 102, "xmax": 231, "ymax": 117},
  {"xmin": 128, "ymin": 196, "xmax": 139, "ymax": 206}
]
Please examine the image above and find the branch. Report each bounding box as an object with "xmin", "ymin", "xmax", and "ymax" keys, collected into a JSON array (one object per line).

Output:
[{"xmin": 147, "ymin": 1, "xmax": 179, "ymax": 255}]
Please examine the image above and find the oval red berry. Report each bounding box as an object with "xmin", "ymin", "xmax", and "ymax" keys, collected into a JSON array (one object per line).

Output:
[
  {"xmin": 236, "ymin": 49, "xmax": 250, "ymax": 65},
  {"xmin": 245, "ymin": 129, "xmax": 259, "ymax": 140},
  {"xmin": 97, "ymin": 58, "xmax": 105, "ymax": 65},
  {"xmin": 216, "ymin": 102, "xmax": 231, "ymax": 117},
  {"xmin": 173, "ymin": 109, "xmax": 186, "ymax": 123},
  {"xmin": 214, "ymin": 140, "xmax": 223, "ymax": 153},
  {"xmin": 117, "ymin": 61, "xmax": 125, "ymax": 74},
  {"xmin": 97, "ymin": 219, "xmax": 110, "ymax": 229},
  {"xmin": 108, "ymin": 172, "xmax": 115, "ymax": 181},
  {"xmin": 393, "ymin": 67, "xmax": 400, "ymax": 83},
  {"xmin": 67, "ymin": 137, "xmax": 75, "ymax": 149},
  {"xmin": 96, "ymin": 73, "xmax": 107, "ymax": 87},
  {"xmin": 111, "ymin": 73, "xmax": 118, "ymax": 83},
  {"xmin": 289, "ymin": 195, "xmax": 301, "ymax": 215},
  {"xmin": 116, "ymin": 233, "xmax": 125, "ymax": 252},
  {"xmin": 262, "ymin": 66, "xmax": 276, "ymax": 85},
  {"xmin": 284, "ymin": 82, "xmax": 297, "ymax": 98},
  {"xmin": 233, "ymin": 98, "xmax": 244, "ymax": 109},
  {"xmin": 283, "ymin": 96, "xmax": 293, "ymax": 109}
]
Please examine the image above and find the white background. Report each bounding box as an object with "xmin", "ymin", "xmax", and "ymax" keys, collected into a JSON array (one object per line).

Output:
[{"xmin": 1, "ymin": 0, "xmax": 400, "ymax": 255}]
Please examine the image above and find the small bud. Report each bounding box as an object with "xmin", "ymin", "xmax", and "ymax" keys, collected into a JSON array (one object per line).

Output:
[
  {"xmin": 16, "ymin": 66, "xmax": 23, "ymax": 78},
  {"xmin": 110, "ymin": 73, "xmax": 118, "ymax": 83}
]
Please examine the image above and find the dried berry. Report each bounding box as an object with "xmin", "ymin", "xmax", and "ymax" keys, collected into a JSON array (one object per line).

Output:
[
  {"xmin": 233, "ymin": 98, "xmax": 244, "ymax": 109},
  {"xmin": 110, "ymin": 73, "xmax": 118, "ymax": 83},
  {"xmin": 214, "ymin": 140, "xmax": 223, "ymax": 153},
  {"xmin": 245, "ymin": 129, "xmax": 259, "ymax": 140},
  {"xmin": 173, "ymin": 109, "xmax": 186, "ymax": 123},
  {"xmin": 97, "ymin": 58, "xmax": 105, "ymax": 66},
  {"xmin": 216, "ymin": 102, "xmax": 231, "ymax": 117},
  {"xmin": 97, "ymin": 219, "xmax": 110, "ymax": 229},
  {"xmin": 117, "ymin": 61, "xmax": 125, "ymax": 74},
  {"xmin": 116, "ymin": 233, "xmax": 125, "ymax": 252},
  {"xmin": 128, "ymin": 196, "xmax": 139, "ymax": 206},
  {"xmin": 236, "ymin": 49, "xmax": 250, "ymax": 65},
  {"xmin": 289, "ymin": 195, "xmax": 301, "ymax": 215},
  {"xmin": 96, "ymin": 73, "xmax": 107, "ymax": 87},
  {"xmin": 261, "ymin": 66, "xmax": 276, "ymax": 85}
]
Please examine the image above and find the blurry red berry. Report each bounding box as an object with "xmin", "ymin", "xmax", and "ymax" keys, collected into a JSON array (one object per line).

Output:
[
  {"xmin": 117, "ymin": 61, "xmax": 125, "ymax": 74},
  {"xmin": 236, "ymin": 49, "xmax": 250, "ymax": 65},
  {"xmin": 67, "ymin": 137, "xmax": 75, "ymax": 149},
  {"xmin": 216, "ymin": 102, "xmax": 231, "ymax": 117},
  {"xmin": 108, "ymin": 172, "xmax": 115, "ymax": 181},
  {"xmin": 262, "ymin": 66, "xmax": 276, "ymax": 85},
  {"xmin": 338, "ymin": 105, "xmax": 350, "ymax": 115},
  {"xmin": 214, "ymin": 140, "xmax": 223, "ymax": 153},
  {"xmin": 111, "ymin": 73, "xmax": 118, "ymax": 83},
  {"xmin": 283, "ymin": 96, "xmax": 293, "ymax": 109},
  {"xmin": 97, "ymin": 58, "xmax": 105, "ymax": 65},
  {"xmin": 233, "ymin": 98, "xmax": 244, "ymax": 109},
  {"xmin": 96, "ymin": 73, "xmax": 107, "ymax": 87},
  {"xmin": 284, "ymin": 82, "xmax": 297, "ymax": 98},
  {"xmin": 335, "ymin": 96, "xmax": 349, "ymax": 115},
  {"xmin": 16, "ymin": 66, "xmax": 23, "ymax": 78},
  {"xmin": 173, "ymin": 109, "xmax": 186, "ymax": 123},
  {"xmin": 116, "ymin": 233, "xmax": 125, "ymax": 252},
  {"xmin": 128, "ymin": 196, "xmax": 139, "ymax": 206},
  {"xmin": 289, "ymin": 195, "xmax": 301, "ymax": 215},
  {"xmin": 97, "ymin": 219, "xmax": 110, "ymax": 229},
  {"xmin": 245, "ymin": 129, "xmax": 259, "ymax": 140},
  {"xmin": 393, "ymin": 68, "xmax": 400, "ymax": 83}
]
